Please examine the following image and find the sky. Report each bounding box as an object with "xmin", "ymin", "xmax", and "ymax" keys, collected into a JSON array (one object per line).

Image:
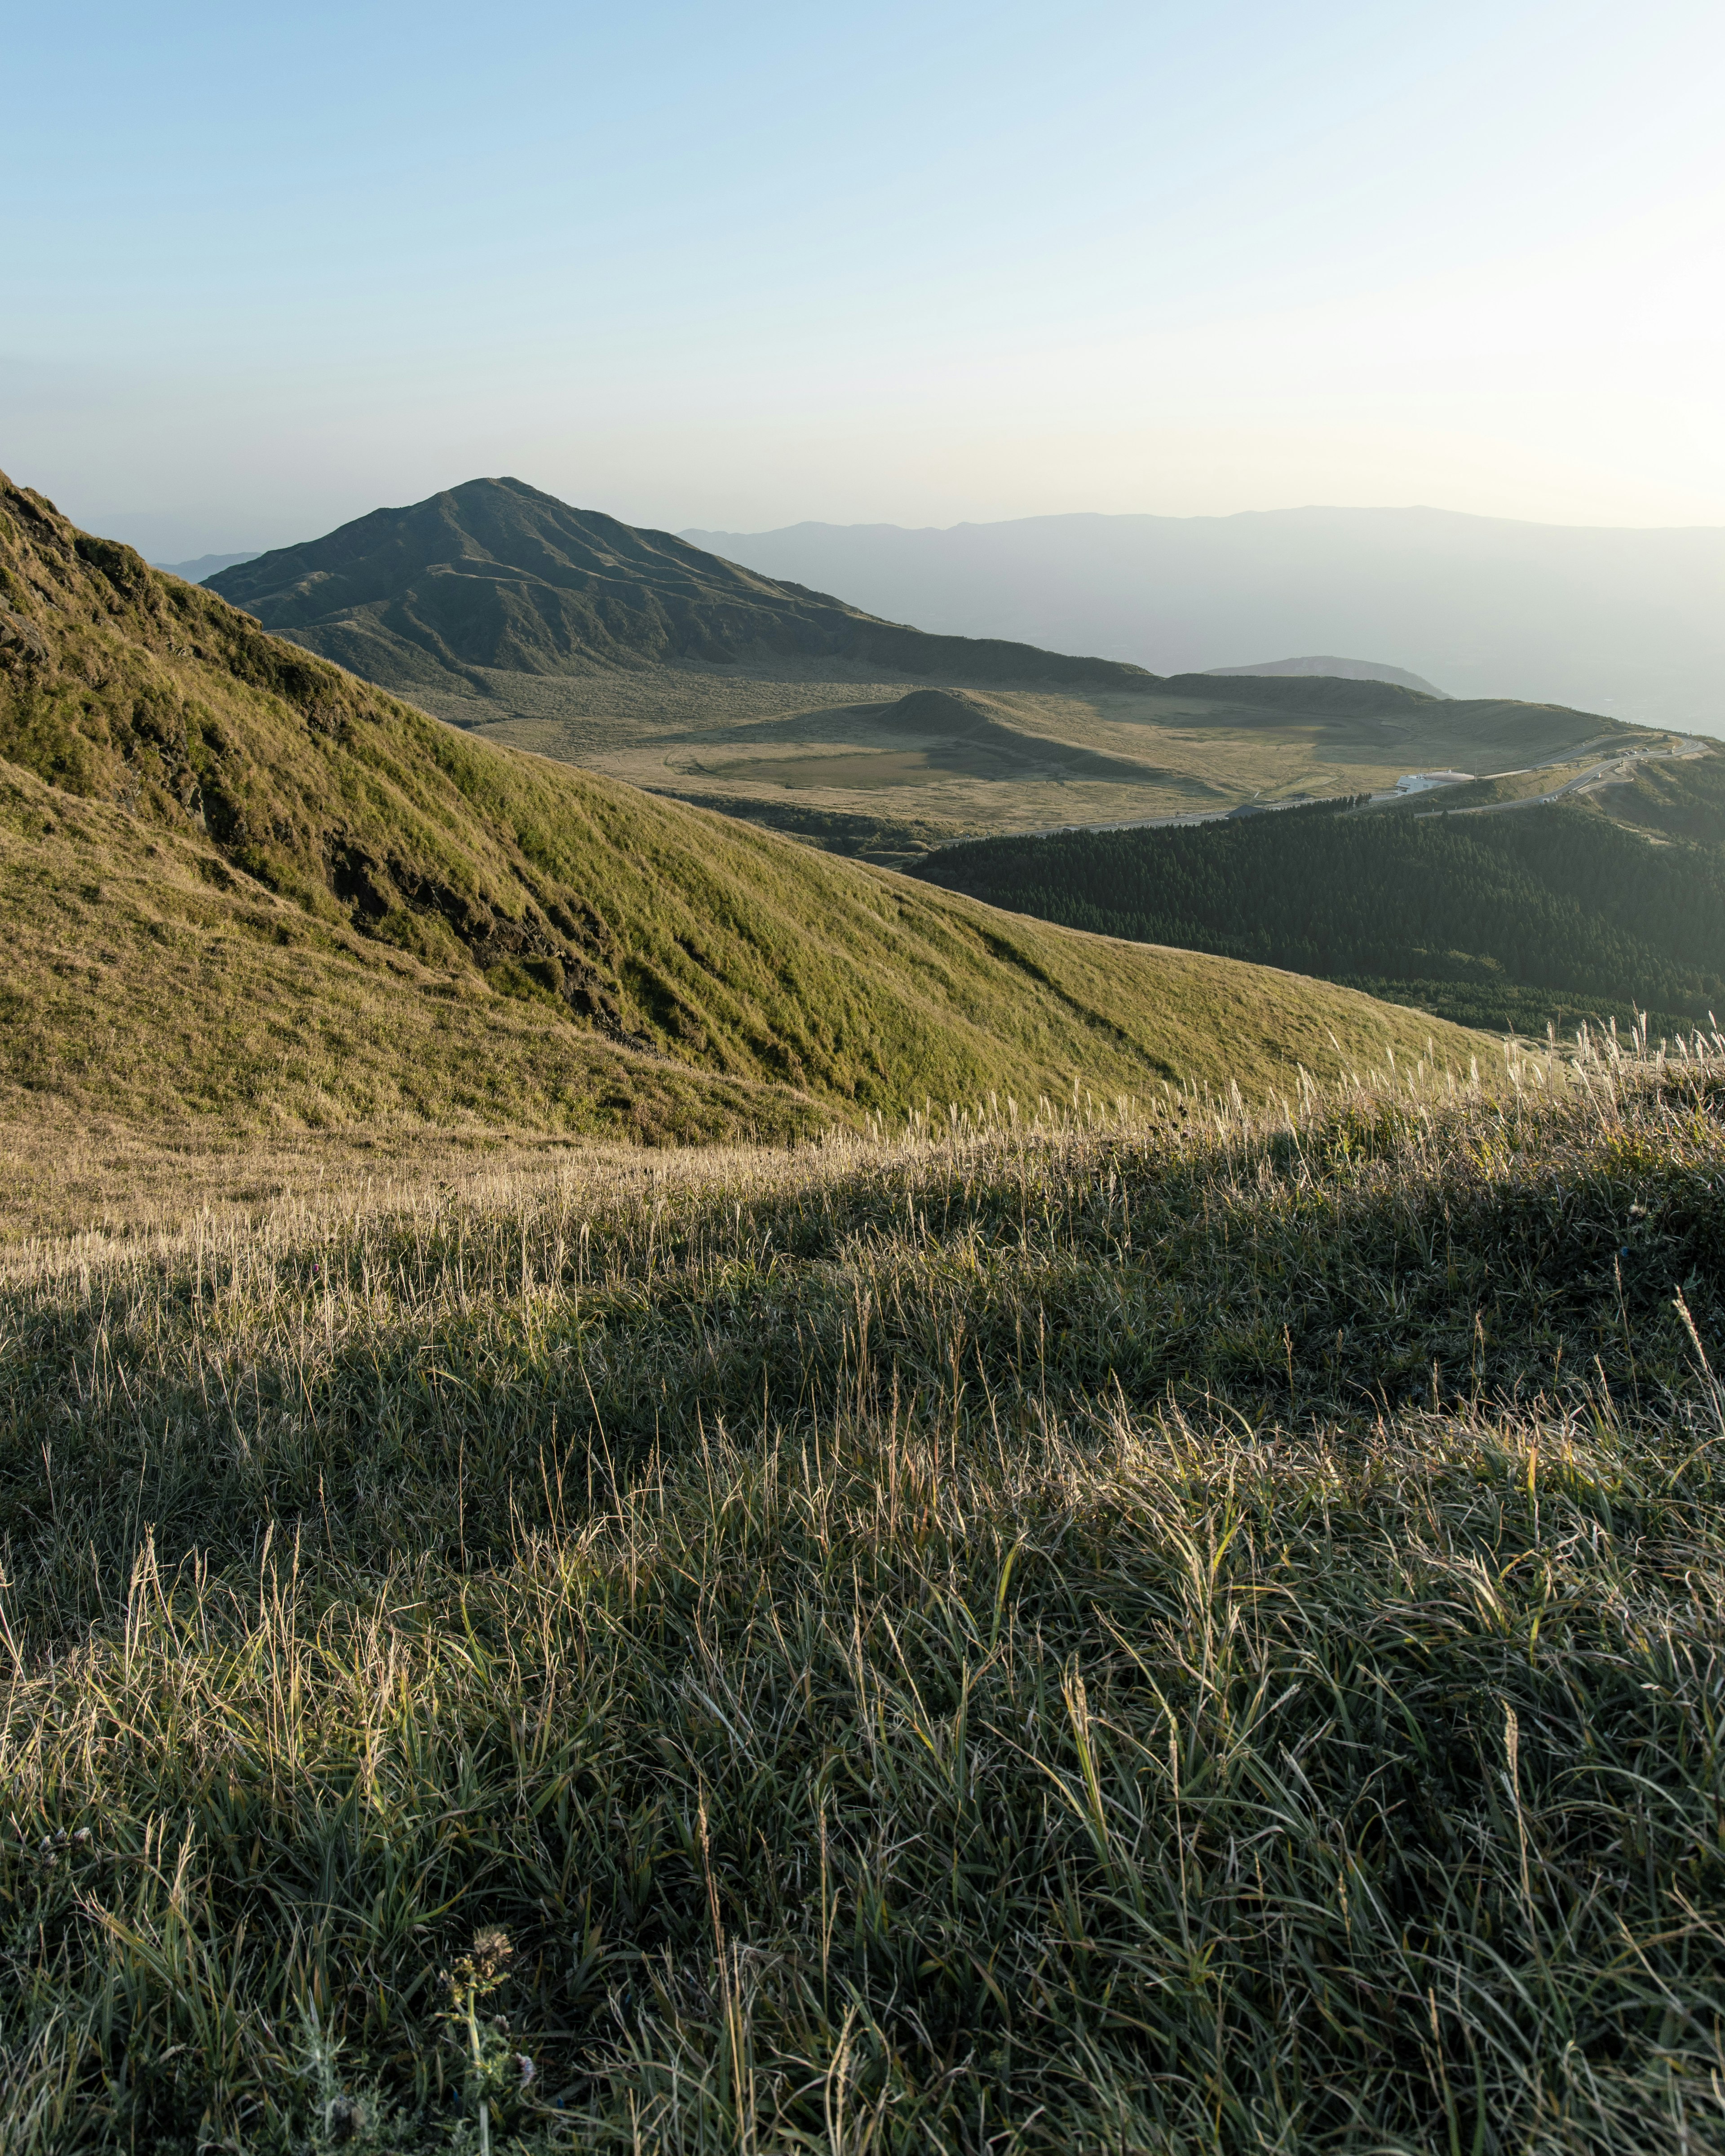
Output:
[{"xmin": 4, "ymin": 0, "xmax": 1723, "ymax": 558}]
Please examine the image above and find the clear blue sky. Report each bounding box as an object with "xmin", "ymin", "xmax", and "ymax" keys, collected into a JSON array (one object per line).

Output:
[{"xmin": 4, "ymin": 0, "xmax": 1721, "ymax": 555}]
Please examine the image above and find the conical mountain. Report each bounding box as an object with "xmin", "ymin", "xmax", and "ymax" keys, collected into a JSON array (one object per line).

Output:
[{"xmin": 208, "ymin": 478, "xmax": 1160, "ymax": 700}]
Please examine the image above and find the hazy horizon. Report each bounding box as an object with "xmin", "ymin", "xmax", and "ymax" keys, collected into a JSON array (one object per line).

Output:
[
  {"xmin": 143, "ymin": 488, "xmax": 1725, "ymax": 738},
  {"xmin": 146, "ymin": 492, "xmax": 1725, "ymax": 578},
  {"xmin": 677, "ymin": 505, "xmax": 1725, "ymax": 734},
  {"xmin": 7, "ymin": 0, "xmax": 1722, "ymax": 560}
]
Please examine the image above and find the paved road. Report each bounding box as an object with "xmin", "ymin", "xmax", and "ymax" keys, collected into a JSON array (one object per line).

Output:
[
  {"xmin": 1016, "ymin": 735, "xmax": 1711, "ymax": 843},
  {"xmin": 1434, "ymin": 737, "xmax": 1711, "ymax": 817}
]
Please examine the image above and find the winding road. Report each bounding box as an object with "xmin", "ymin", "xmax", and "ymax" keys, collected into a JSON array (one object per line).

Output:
[
  {"xmin": 1433, "ymin": 737, "xmax": 1712, "ymax": 817},
  {"xmin": 1021, "ymin": 734, "xmax": 1712, "ymax": 843}
]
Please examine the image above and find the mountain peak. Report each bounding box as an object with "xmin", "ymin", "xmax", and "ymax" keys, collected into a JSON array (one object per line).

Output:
[{"xmin": 209, "ymin": 481, "xmax": 1159, "ymax": 701}]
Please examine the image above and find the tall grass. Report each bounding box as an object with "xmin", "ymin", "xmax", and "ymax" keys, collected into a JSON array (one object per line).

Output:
[{"xmin": 3, "ymin": 1027, "xmax": 1724, "ymax": 2151}]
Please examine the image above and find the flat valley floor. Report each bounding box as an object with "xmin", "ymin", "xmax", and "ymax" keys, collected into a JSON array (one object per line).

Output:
[{"xmin": 418, "ymin": 659, "xmax": 1658, "ymax": 859}]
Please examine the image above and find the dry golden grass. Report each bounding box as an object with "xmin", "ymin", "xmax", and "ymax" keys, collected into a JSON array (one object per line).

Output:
[
  {"xmin": 0, "ymin": 1111, "xmax": 881, "ymax": 1255},
  {"xmin": 453, "ymin": 662, "xmax": 1661, "ymax": 853}
]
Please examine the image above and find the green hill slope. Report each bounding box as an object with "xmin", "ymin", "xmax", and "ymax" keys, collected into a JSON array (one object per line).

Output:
[
  {"xmin": 1168, "ymin": 671, "xmax": 1444, "ymax": 714},
  {"xmin": 208, "ymin": 478, "xmax": 1159, "ymax": 699},
  {"xmin": 913, "ymin": 790, "xmax": 1725, "ymax": 1037},
  {"xmin": 1586, "ymin": 744, "xmax": 1725, "ymax": 847},
  {"xmin": 0, "ymin": 473, "xmax": 1483, "ymax": 1136}
]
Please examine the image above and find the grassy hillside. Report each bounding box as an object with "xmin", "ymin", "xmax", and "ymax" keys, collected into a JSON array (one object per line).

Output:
[
  {"xmin": 1587, "ymin": 741, "xmax": 1725, "ymax": 846},
  {"xmin": 208, "ymin": 478, "xmax": 1158, "ymax": 698},
  {"xmin": 912, "ymin": 789, "xmax": 1725, "ymax": 1036},
  {"xmin": 3, "ymin": 1036, "xmax": 1723, "ymax": 2147},
  {"xmin": 0, "ymin": 472, "xmax": 1478, "ymax": 1137},
  {"xmin": 1162, "ymin": 670, "xmax": 1443, "ymax": 715}
]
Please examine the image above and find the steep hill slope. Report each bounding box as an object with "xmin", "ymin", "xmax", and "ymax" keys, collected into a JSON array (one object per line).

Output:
[
  {"xmin": 0, "ymin": 472, "xmax": 1482, "ymax": 1136},
  {"xmin": 208, "ymin": 479, "xmax": 1158, "ymax": 702}
]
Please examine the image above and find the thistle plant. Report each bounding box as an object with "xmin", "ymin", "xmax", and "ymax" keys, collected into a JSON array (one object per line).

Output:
[{"xmin": 446, "ymin": 1929, "xmax": 534, "ymax": 2155}]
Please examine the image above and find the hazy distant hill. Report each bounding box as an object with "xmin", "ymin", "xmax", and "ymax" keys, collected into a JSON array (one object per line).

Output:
[
  {"xmin": 152, "ymin": 550, "xmax": 260, "ymax": 583},
  {"xmin": 681, "ymin": 509, "xmax": 1725, "ymax": 733},
  {"xmin": 199, "ymin": 482, "xmax": 1645, "ymax": 872},
  {"xmin": 208, "ymin": 480, "xmax": 1157, "ymax": 702},
  {"xmin": 1210, "ymin": 655, "xmax": 1447, "ymax": 697}
]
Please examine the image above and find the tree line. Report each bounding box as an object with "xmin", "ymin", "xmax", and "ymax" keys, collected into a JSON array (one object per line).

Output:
[{"xmin": 913, "ymin": 797, "xmax": 1725, "ymax": 1037}]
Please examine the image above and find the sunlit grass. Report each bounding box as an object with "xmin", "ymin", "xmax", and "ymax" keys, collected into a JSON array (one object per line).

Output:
[{"xmin": 3, "ymin": 1024, "xmax": 1723, "ymax": 2151}]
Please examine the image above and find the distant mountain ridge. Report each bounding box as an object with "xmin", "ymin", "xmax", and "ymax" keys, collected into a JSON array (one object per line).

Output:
[
  {"xmin": 154, "ymin": 551, "xmax": 260, "ymax": 584},
  {"xmin": 1210, "ymin": 655, "xmax": 1447, "ymax": 698},
  {"xmin": 209, "ymin": 480, "xmax": 1159, "ymax": 702},
  {"xmin": 681, "ymin": 509, "xmax": 1725, "ymax": 731}
]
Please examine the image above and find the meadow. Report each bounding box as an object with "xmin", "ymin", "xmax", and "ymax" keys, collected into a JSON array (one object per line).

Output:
[
  {"xmin": 4, "ymin": 1024, "xmax": 1724, "ymax": 2152},
  {"xmin": 446, "ymin": 663, "xmax": 1652, "ymax": 864}
]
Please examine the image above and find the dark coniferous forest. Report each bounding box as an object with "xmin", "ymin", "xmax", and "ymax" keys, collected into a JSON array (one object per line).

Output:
[{"xmin": 913, "ymin": 767, "xmax": 1725, "ymax": 1036}]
